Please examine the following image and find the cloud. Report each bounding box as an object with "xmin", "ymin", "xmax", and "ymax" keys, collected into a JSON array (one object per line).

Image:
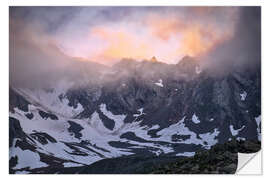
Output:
[
  {"xmin": 200, "ymin": 7, "xmax": 261, "ymax": 74},
  {"xmin": 9, "ymin": 7, "xmax": 260, "ymax": 88},
  {"xmin": 43, "ymin": 7, "xmax": 239, "ymax": 65},
  {"xmin": 9, "ymin": 16, "xmax": 105, "ymax": 88}
]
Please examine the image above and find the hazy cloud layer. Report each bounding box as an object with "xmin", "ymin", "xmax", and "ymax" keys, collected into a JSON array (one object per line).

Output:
[
  {"xmin": 201, "ymin": 7, "xmax": 261, "ymax": 75},
  {"xmin": 9, "ymin": 7, "xmax": 261, "ymax": 88}
]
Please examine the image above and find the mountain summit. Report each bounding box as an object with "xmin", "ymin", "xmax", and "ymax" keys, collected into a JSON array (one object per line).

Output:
[{"xmin": 150, "ymin": 56, "xmax": 158, "ymax": 62}]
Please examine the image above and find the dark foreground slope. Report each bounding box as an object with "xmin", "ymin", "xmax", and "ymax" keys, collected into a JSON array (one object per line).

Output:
[{"xmin": 23, "ymin": 139, "xmax": 260, "ymax": 174}]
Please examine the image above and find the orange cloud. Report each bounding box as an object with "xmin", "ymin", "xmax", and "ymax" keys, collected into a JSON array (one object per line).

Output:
[
  {"xmin": 146, "ymin": 14, "xmax": 233, "ymax": 57},
  {"xmin": 145, "ymin": 15, "xmax": 185, "ymax": 41},
  {"xmin": 64, "ymin": 13, "xmax": 236, "ymax": 65},
  {"xmin": 180, "ymin": 26, "xmax": 215, "ymax": 57},
  {"xmin": 90, "ymin": 26, "xmax": 155, "ymax": 63}
]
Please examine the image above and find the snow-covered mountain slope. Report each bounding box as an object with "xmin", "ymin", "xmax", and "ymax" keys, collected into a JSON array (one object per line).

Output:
[
  {"xmin": 9, "ymin": 93, "xmax": 213, "ymax": 173},
  {"xmin": 14, "ymin": 86, "xmax": 84, "ymax": 118},
  {"xmin": 9, "ymin": 57, "xmax": 261, "ymax": 174}
]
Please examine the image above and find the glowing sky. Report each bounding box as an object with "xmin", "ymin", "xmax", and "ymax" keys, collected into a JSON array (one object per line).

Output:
[{"xmin": 10, "ymin": 7, "xmax": 240, "ymax": 65}]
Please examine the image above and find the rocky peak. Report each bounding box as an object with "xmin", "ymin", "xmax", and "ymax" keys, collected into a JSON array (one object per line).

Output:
[
  {"xmin": 113, "ymin": 58, "xmax": 139, "ymax": 70},
  {"xmin": 177, "ymin": 56, "xmax": 197, "ymax": 67},
  {"xmin": 176, "ymin": 56, "xmax": 200, "ymax": 75},
  {"xmin": 150, "ymin": 56, "xmax": 158, "ymax": 63}
]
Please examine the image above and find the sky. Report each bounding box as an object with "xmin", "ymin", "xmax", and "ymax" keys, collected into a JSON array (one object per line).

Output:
[
  {"xmin": 10, "ymin": 6, "xmax": 242, "ymax": 65},
  {"xmin": 9, "ymin": 6, "xmax": 261, "ymax": 87}
]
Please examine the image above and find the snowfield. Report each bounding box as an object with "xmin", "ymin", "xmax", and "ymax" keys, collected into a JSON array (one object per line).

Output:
[
  {"xmin": 9, "ymin": 90, "xmax": 223, "ymax": 173},
  {"xmin": 15, "ymin": 87, "xmax": 84, "ymax": 118},
  {"xmin": 10, "ymin": 139, "xmax": 47, "ymax": 170}
]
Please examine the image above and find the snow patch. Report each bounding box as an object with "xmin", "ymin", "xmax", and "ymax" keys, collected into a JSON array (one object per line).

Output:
[
  {"xmin": 88, "ymin": 111, "xmax": 112, "ymax": 133},
  {"xmin": 237, "ymin": 137, "xmax": 246, "ymax": 141},
  {"xmin": 195, "ymin": 66, "xmax": 202, "ymax": 74},
  {"xmin": 199, "ymin": 128, "xmax": 220, "ymax": 149},
  {"xmin": 156, "ymin": 117, "xmax": 219, "ymax": 149},
  {"xmin": 192, "ymin": 113, "xmax": 200, "ymax": 124},
  {"xmin": 230, "ymin": 125, "xmax": 245, "ymax": 136},
  {"xmin": 15, "ymin": 170, "xmax": 30, "ymax": 174},
  {"xmin": 176, "ymin": 152, "xmax": 195, "ymax": 157},
  {"xmin": 133, "ymin": 108, "xmax": 145, "ymax": 119},
  {"xmin": 16, "ymin": 87, "xmax": 84, "ymax": 118},
  {"xmin": 99, "ymin": 104, "xmax": 126, "ymax": 131},
  {"xmin": 154, "ymin": 79, "xmax": 164, "ymax": 87},
  {"xmin": 255, "ymin": 115, "xmax": 261, "ymax": 141},
  {"xmin": 63, "ymin": 162, "xmax": 84, "ymax": 168},
  {"xmin": 148, "ymin": 124, "xmax": 160, "ymax": 130},
  {"xmin": 10, "ymin": 140, "xmax": 47, "ymax": 170},
  {"xmin": 240, "ymin": 91, "xmax": 247, "ymax": 101}
]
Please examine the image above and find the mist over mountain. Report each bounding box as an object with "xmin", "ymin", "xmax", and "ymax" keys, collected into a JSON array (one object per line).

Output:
[
  {"xmin": 10, "ymin": 7, "xmax": 260, "ymax": 88},
  {"xmin": 200, "ymin": 7, "xmax": 261, "ymax": 75}
]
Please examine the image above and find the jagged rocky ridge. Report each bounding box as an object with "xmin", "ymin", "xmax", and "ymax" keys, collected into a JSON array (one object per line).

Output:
[{"xmin": 9, "ymin": 56, "xmax": 261, "ymax": 174}]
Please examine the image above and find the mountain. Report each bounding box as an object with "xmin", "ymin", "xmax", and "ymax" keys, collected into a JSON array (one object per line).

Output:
[{"xmin": 9, "ymin": 57, "xmax": 261, "ymax": 174}]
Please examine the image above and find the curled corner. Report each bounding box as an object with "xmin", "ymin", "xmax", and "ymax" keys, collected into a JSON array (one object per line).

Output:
[{"xmin": 236, "ymin": 151, "xmax": 262, "ymax": 175}]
